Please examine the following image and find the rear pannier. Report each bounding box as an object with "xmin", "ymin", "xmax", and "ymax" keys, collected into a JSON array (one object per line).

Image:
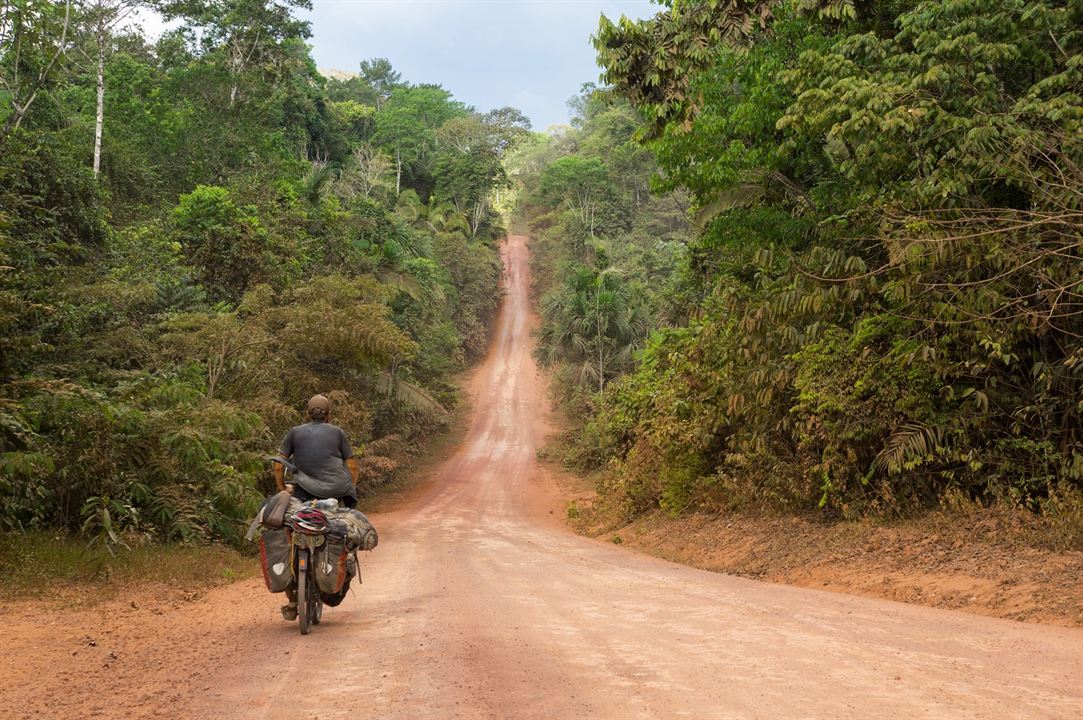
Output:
[
  {"xmin": 259, "ymin": 527, "xmax": 293, "ymax": 593},
  {"xmin": 315, "ymin": 536, "xmax": 350, "ymax": 595}
]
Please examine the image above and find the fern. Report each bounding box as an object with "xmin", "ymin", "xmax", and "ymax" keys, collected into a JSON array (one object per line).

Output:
[{"xmin": 874, "ymin": 424, "xmax": 945, "ymax": 476}]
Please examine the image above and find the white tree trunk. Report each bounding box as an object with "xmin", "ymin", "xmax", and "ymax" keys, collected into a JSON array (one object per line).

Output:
[
  {"xmin": 396, "ymin": 148, "xmax": 402, "ymax": 195},
  {"xmin": 93, "ymin": 33, "xmax": 105, "ymax": 179},
  {"xmin": 228, "ymin": 38, "xmax": 244, "ymax": 108}
]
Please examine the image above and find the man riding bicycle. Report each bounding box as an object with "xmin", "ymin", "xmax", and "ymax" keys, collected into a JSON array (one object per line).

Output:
[
  {"xmin": 274, "ymin": 394, "xmax": 361, "ymax": 508},
  {"xmin": 274, "ymin": 394, "xmax": 361, "ymax": 620}
]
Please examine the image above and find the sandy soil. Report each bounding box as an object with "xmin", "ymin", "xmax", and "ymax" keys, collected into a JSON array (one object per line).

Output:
[{"xmin": 3, "ymin": 236, "xmax": 1081, "ymax": 720}]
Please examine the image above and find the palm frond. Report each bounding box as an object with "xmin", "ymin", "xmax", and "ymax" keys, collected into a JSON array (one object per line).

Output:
[{"xmin": 874, "ymin": 423, "xmax": 945, "ymax": 476}]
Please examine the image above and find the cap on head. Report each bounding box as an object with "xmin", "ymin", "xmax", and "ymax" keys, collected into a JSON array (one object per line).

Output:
[{"xmin": 306, "ymin": 394, "xmax": 331, "ymax": 418}]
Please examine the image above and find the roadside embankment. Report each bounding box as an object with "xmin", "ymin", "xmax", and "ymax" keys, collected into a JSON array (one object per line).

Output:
[{"xmin": 558, "ymin": 471, "xmax": 1083, "ymax": 628}]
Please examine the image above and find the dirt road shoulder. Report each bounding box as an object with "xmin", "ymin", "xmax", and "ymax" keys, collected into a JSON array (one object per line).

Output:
[{"xmin": 556, "ymin": 476, "xmax": 1083, "ymax": 627}]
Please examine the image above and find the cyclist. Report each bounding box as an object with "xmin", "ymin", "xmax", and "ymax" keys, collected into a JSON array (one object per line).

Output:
[
  {"xmin": 274, "ymin": 394, "xmax": 361, "ymax": 620},
  {"xmin": 274, "ymin": 394, "xmax": 360, "ymax": 508}
]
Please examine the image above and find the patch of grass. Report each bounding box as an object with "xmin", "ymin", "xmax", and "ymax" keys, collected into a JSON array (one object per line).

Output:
[{"xmin": 0, "ymin": 532, "xmax": 257, "ymax": 601}]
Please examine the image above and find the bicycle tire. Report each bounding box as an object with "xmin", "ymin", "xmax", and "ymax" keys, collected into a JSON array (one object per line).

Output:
[
  {"xmin": 310, "ymin": 567, "xmax": 323, "ymax": 626},
  {"xmin": 297, "ymin": 549, "xmax": 311, "ymax": 635}
]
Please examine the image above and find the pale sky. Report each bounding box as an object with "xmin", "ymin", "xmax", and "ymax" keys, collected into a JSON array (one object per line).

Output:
[{"xmin": 299, "ymin": 0, "xmax": 659, "ymax": 129}]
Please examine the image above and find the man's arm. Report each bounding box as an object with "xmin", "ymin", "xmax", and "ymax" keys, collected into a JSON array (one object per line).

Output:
[
  {"xmin": 340, "ymin": 428, "xmax": 359, "ymax": 485},
  {"xmin": 276, "ymin": 429, "xmax": 294, "ymax": 492},
  {"xmin": 274, "ymin": 460, "xmax": 287, "ymax": 492}
]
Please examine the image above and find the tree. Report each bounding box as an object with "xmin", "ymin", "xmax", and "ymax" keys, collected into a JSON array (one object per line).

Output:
[
  {"xmin": 73, "ymin": 0, "xmax": 146, "ymax": 178},
  {"xmin": 572, "ymin": 95, "xmax": 655, "ymax": 206},
  {"xmin": 434, "ymin": 144, "xmax": 504, "ymax": 237},
  {"xmin": 171, "ymin": 185, "xmax": 268, "ymax": 302},
  {"xmin": 433, "ymin": 114, "xmax": 515, "ymax": 236},
  {"xmin": 536, "ymin": 255, "xmax": 643, "ymax": 393},
  {"xmin": 371, "ymin": 83, "xmax": 467, "ymax": 195},
  {"xmin": 593, "ymin": 0, "xmax": 858, "ymax": 138},
  {"xmin": 482, "ymin": 105, "xmax": 531, "ymax": 152},
  {"xmin": 328, "ymin": 98, "xmax": 375, "ymax": 141},
  {"xmin": 0, "ymin": 0, "xmax": 73, "ymax": 142},
  {"xmin": 358, "ymin": 56, "xmax": 399, "ymax": 109},
  {"xmin": 158, "ymin": 0, "xmax": 313, "ymax": 107},
  {"xmin": 538, "ymin": 156, "xmax": 613, "ymax": 237},
  {"xmin": 335, "ymin": 142, "xmax": 393, "ymax": 199}
]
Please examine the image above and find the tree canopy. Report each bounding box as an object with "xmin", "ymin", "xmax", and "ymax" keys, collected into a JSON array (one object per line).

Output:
[
  {"xmin": 0, "ymin": 1, "xmax": 520, "ymax": 545},
  {"xmin": 522, "ymin": 0, "xmax": 1083, "ymax": 541}
]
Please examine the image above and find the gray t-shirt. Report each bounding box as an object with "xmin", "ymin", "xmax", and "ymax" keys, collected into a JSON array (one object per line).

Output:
[{"xmin": 279, "ymin": 422, "xmax": 356, "ymax": 500}]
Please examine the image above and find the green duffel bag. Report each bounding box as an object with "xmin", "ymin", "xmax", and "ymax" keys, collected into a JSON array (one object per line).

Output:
[
  {"xmin": 258, "ymin": 526, "xmax": 293, "ymax": 593},
  {"xmin": 330, "ymin": 508, "xmax": 378, "ymax": 551},
  {"xmin": 315, "ymin": 536, "xmax": 350, "ymax": 595}
]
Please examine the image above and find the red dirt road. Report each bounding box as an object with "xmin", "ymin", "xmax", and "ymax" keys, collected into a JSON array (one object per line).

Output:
[{"xmin": 5, "ymin": 235, "xmax": 1083, "ymax": 719}]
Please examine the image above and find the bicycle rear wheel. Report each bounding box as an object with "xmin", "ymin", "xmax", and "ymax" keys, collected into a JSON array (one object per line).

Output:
[
  {"xmin": 297, "ymin": 549, "xmax": 312, "ymax": 635},
  {"xmin": 311, "ymin": 571, "xmax": 323, "ymax": 625}
]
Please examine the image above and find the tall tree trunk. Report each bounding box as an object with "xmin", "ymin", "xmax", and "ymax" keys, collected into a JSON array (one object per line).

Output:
[
  {"xmin": 93, "ymin": 32, "xmax": 105, "ymax": 179},
  {"xmin": 471, "ymin": 199, "xmax": 483, "ymax": 237},
  {"xmin": 597, "ymin": 291, "xmax": 604, "ymax": 393},
  {"xmin": 228, "ymin": 41, "xmax": 242, "ymax": 108},
  {"xmin": 395, "ymin": 148, "xmax": 402, "ymax": 195},
  {"xmin": 1, "ymin": 107, "xmax": 24, "ymax": 140}
]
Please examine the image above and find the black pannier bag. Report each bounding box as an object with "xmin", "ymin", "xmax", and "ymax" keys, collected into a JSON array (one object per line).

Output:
[
  {"xmin": 315, "ymin": 536, "xmax": 350, "ymax": 595},
  {"xmin": 259, "ymin": 526, "xmax": 293, "ymax": 593},
  {"xmin": 320, "ymin": 568, "xmax": 353, "ymax": 607}
]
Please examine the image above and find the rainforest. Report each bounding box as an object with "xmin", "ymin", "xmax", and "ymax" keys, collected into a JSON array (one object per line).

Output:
[
  {"xmin": 2, "ymin": 0, "xmax": 1082, "ymax": 549},
  {"xmin": 3, "ymin": 2, "xmax": 1082, "ymax": 717}
]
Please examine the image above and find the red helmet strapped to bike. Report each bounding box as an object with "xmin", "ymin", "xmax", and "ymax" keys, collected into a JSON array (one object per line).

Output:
[{"xmin": 290, "ymin": 507, "xmax": 329, "ymax": 535}]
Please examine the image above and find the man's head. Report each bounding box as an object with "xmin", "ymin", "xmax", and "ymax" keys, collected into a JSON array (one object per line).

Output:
[{"xmin": 306, "ymin": 394, "xmax": 331, "ymax": 422}]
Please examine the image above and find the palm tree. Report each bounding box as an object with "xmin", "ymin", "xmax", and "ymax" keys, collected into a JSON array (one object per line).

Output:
[
  {"xmin": 394, "ymin": 191, "xmax": 470, "ymax": 236},
  {"xmin": 537, "ymin": 260, "xmax": 643, "ymax": 392}
]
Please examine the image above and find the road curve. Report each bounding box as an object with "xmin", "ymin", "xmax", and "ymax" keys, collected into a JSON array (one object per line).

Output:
[{"xmin": 201, "ymin": 235, "xmax": 1081, "ymax": 720}]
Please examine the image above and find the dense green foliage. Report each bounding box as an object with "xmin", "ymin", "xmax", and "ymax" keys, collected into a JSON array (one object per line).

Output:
[
  {"xmin": 5, "ymin": 0, "xmax": 1080, "ymax": 551},
  {"xmin": 511, "ymin": 88, "xmax": 689, "ymax": 418},
  {"xmin": 0, "ymin": 2, "xmax": 520, "ymax": 545},
  {"xmin": 530, "ymin": 0, "xmax": 1083, "ymax": 536}
]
